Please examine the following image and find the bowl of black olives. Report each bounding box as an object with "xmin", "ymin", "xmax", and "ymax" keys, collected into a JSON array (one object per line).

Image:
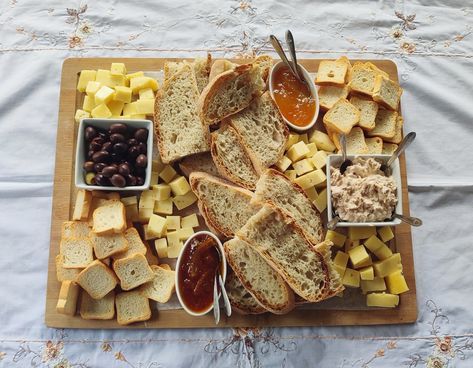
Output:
[{"xmin": 75, "ymin": 118, "xmax": 153, "ymax": 191}]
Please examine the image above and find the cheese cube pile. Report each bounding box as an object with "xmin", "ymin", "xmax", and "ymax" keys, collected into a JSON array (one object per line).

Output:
[
  {"xmin": 75, "ymin": 63, "xmax": 158, "ymax": 123},
  {"xmin": 329, "ymin": 225, "xmax": 409, "ymax": 307}
]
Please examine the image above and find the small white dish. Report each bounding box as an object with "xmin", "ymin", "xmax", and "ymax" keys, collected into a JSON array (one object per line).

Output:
[
  {"xmin": 268, "ymin": 60, "xmax": 320, "ymax": 132},
  {"xmin": 326, "ymin": 154, "xmax": 403, "ymax": 227},
  {"xmin": 175, "ymin": 231, "xmax": 227, "ymax": 317},
  {"xmin": 75, "ymin": 118, "xmax": 153, "ymax": 191}
]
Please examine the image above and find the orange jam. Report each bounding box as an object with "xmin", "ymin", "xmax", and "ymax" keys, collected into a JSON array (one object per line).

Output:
[{"xmin": 272, "ymin": 65, "xmax": 316, "ymax": 127}]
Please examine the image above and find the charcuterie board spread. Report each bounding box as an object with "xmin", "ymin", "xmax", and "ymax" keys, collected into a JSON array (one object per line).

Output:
[{"xmin": 45, "ymin": 57, "xmax": 417, "ymax": 329}]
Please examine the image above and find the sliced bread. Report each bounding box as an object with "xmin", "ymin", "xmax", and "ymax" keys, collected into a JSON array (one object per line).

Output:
[
  {"xmin": 382, "ymin": 142, "xmax": 399, "ymax": 154},
  {"xmin": 384, "ymin": 115, "xmax": 404, "ymax": 144},
  {"xmin": 225, "ymin": 270, "xmax": 266, "ymax": 314},
  {"xmin": 210, "ymin": 124, "xmax": 259, "ymax": 190},
  {"xmin": 208, "ymin": 59, "xmax": 236, "ymax": 81},
  {"xmin": 60, "ymin": 237, "xmax": 94, "ymax": 268},
  {"xmin": 349, "ymin": 96, "xmax": 378, "ymax": 131},
  {"xmin": 116, "ymin": 290, "xmax": 151, "ymax": 325},
  {"xmin": 75, "ymin": 259, "xmax": 118, "ymax": 299},
  {"xmin": 113, "ymin": 253, "xmax": 155, "ymax": 290},
  {"xmin": 313, "ymin": 240, "xmax": 344, "ymax": 298},
  {"xmin": 318, "ymin": 85, "xmax": 350, "ymax": 110},
  {"xmin": 92, "ymin": 199, "xmax": 126, "ymax": 235},
  {"xmin": 55, "ymin": 254, "xmax": 81, "ymax": 282},
  {"xmin": 365, "ymin": 137, "xmax": 383, "ymax": 154},
  {"xmin": 348, "ymin": 63, "xmax": 379, "ymax": 96},
  {"xmin": 112, "ymin": 227, "xmax": 147, "ymax": 260},
  {"xmin": 253, "ymin": 169, "xmax": 324, "ymax": 245},
  {"xmin": 179, "ymin": 152, "xmax": 221, "ymax": 178},
  {"xmin": 364, "ymin": 62, "xmax": 390, "ymax": 79},
  {"xmin": 155, "ymin": 63, "xmax": 210, "ymax": 163},
  {"xmin": 193, "ymin": 54, "xmax": 212, "ymax": 93},
  {"xmin": 366, "ymin": 108, "xmax": 398, "ymax": 139},
  {"xmin": 253, "ymin": 55, "xmax": 273, "ymax": 84},
  {"xmin": 139, "ymin": 265, "xmax": 176, "ymax": 303},
  {"xmin": 224, "ymin": 238, "xmax": 295, "ymax": 314},
  {"xmin": 228, "ymin": 92, "xmax": 289, "ymax": 173},
  {"xmin": 56, "ymin": 280, "xmax": 79, "ymax": 316},
  {"xmin": 80, "ymin": 290, "xmax": 115, "ymax": 320},
  {"xmin": 323, "ymin": 98, "xmax": 360, "ymax": 135},
  {"xmin": 198, "ymin": 63, "xmax": 264, "ymax": 126},
  {"xmin": 189, "ymin": 172, "xmax": 261, "ymax": 238},
  {"xmin": 372, "ymin": 75, "xmax": 402, "ymax": 111},
  {"xmin": 315, "ymin": 60, "xmax": 348, "ymax": 86},
  {"xmin": 72, "ymin": 189, "xmax": 92, "ymax": 221},
  {"xmin": 61, "ymin": 221, "xmax": 91, "ymax": 239},
  {"xmin": 90, "ymin": 232, "xmax": 129, "ymax": 260},
  {"xmin": 331, "ymin": 126, "xmax": 370, "ymax": 154}
]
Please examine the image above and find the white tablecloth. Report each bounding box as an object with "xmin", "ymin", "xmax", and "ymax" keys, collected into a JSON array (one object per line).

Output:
[{"xmin": 1, "ymin": 1, "xmax": 472, "ymax": 367}]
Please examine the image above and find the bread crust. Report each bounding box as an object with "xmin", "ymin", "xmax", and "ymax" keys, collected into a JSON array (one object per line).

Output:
[{"xmin": 225, "ymin": 271, "xmax": 267, "ymax": 315}]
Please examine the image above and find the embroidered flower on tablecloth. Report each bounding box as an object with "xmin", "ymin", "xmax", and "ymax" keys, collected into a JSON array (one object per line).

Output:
[
  {"xmin": 101, "ymin": 342, "xmax": 113, "ymax": 352},
  {"xmin": 401, "ymin": 41, "xmax": 416, "ymax": 54},
  {"xmin": 54, "ymin": 358, "xmax": 72, "ymax": 368},
  {"xmin": 0, "ymin": 352, "xmax": 6, "ymax": 360},
  {"xmin": 426, "ymin": 356, "xmax": 446, "ymax": 368},
  {"xmin": 435, "ymin": 336, "xmax": 454, "ymax": 357},
  {"xmin": 115, "ymin": 351, "xmax": 126, "ymax": 361},
  {"xmin": 42, "ymin": 340, "xmax": 64, "ymax": 362}
]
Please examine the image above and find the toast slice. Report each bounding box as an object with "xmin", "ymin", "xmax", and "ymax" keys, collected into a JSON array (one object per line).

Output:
[
  {"xmin": 76, "ymin": 260, "xmax": 118, "ymax": 299},
  {"xmin": 155, "ymin": 63, "xmax": 210, "ymax": 163},
  {"xmin": 382, "ymin": 142, "xmax": 399, "ymax": 154},
  {"xmin": 318, "ymin": 85, "xmax": 350, "ymax": 110},
  {"xmin": 315, "ymin": 60, "xmax": 348, "ymax": 86},
  {"xmin": 198, "ymin": 63, "xmax": 264, "ymax": 126},
  {"xmin": 349, "ymin": 96, "xmax": 378, "ymax": 131},
  {"xmin": 228, "ymin": 92, "xmax": 289, "ymax": 173},
  {"xmin": 55, "ymin": 254, "xmax": 81, "ymax": 282},
  {"xmin": 90, "ymin": 232, "xmax": 129, "ymax": 260},
  {"xmin": 80, "ymin": 290, "xmax": 115, "ymax": 320},
  {"xmin": 225, "ymin": 270, "xmax": 266, "ymax": 314},
  {"xmin": 365, "ymin": 137, "xmax": 383, "ymax": 154},
  {"xmin": 72, "ymin": 189, "xmax": 92, "ymax": 221},
  {"xmin": 139, "ymin": 265, "xmax": 176, "ymax": 303},
  {"xmin": 61, "ymin": 221, "xmax": 91, "ymax": 239},
  {"xmin": 323, "ymin": 98, "xmax": 360, "ymax": 135},
  {"xmin": 56, "ymin": 280, "xmax": 79, "ymax": 316},
  {"xmin": 179, "ymin": 152, "xmax": 221, "ymax": 178},
  {"xmin": 111, "ymin": 227, "xmax": 147, "ymax": 260},
  {"xmin": 189, "ymin": 172, "xmax": 261, "ymax": 238},
  {"xmin": 372, "ymin": 75, "xmax": 402, "ymax": 111},
  {"xmin": 60, "ymin": 237, "xmax": 94, "ymax": 268},
  {"xmin": 113, "ymin": 253, "xmax": 155, "ymax": 290},
  {"xmin": 366, "ymin": 108, "xmax": 398, "ymax": 139},
  {"xmin": 210, "ymin": 124, "xmax": 259, "ymax": 190},
  {"xmin": 348, "ymin": 63, "xmax": 379, "ymax": 96},
  {"xmin": 224, "ymin": 238, "xmax": 295, "ymax": 314},
  {"xmin": 92, "ymin": 199, "xmax": 126, "ymax": 235},
  {"xmin": 116, "ymin": 291, "xmax": 151, "ymax": 325},
  {"xmin": 384, "ymin": 115, "xmax": 404, "ymax": 144},
  {"xmin": 253, "ymin": 169, "xmax": 324, "ymax": 245}
]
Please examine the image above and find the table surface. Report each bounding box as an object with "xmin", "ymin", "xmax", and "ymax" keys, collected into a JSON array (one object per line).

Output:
[{"xmin": 1, "ymin": 1, "xmax": 472, "ymax": 367}]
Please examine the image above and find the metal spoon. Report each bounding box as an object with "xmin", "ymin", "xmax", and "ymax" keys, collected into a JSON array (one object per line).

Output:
[
  {"xmin": 269, "ymin": 35, "xmax": 300, "ymax": 80},
  {"xmin": 285, "ymin": 30, "xmax": 304, "ymax": 83},
  {"xmin": 213, "ymin": 274, "xmax": 220, "ymax": 324},
  {"xmin": 381, "ymin": 132, "xmax": 416, "ymax": 176},
  {"xmin": 327, "ymin": 215, "xmax": 341, "ymax": 230},
  {"xmin": 339, "ymin": 134, "xmax": 352, "ymax": 174},
  {"xmin": 392, "ymin": 213, "xmax": 423, "ymax": 226},
  {"xmin": 218, "ymin": 274, "xmax": 232, "ymax": 317}
]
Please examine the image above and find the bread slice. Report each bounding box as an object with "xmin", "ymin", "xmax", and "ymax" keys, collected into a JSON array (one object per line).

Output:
[
  {"xmin": 313, "ymin": 240, "xmax": 344, "ymax": 298},
  {"xmin": 365, "ymin": 136, "xmax": 383, "ymax": 154},
  {"xmin": 76, "ymin": 260, "xmax": 118, "ymax": 299},
  {"xmin": 343, "ymin": 127, "xmax": 370, "ymax": 154},
  {"xmin": 158, "ymin": 263, "xmax": 171, "ymax": 271},
  {"xmin": 111, "ymin": 227, "xmax": 147, "ymax": 260},
  {"xmin": 323, "ymin": 98, "xmax": 360, "ymax": 135},
  {"xmin": 315, "ymin": 60, "xmax": 348, "ymax": 86},
  {"xmin": 92, "ymin": 200, "xmax": 126, "ymax": 235},
  {"xmin": 253, "ymin": 55, "xmax": 273, "ymax": 84},
  {"xmin": 72, "ymin": 189, "xmax": 92, "ymax": 221},
  {"xmin": 364, "ymin": 62, "xmax": 390, "ymax": 79},
  {"xmin": 366, "ymin": 108, "xmax": 398, "ymax": 139},
  {"xmin": 382, "ymin": 142, "xmax": 399, "ymax": 154},
  {"xmin": 384, "ymin": 115, "xmax": 404, "ymax": 144},
  {"xmin": 253, "ymin": 169, "xmax": 324, "ymax": 245},
  {"xmin": 338, "ymin": 56, "xmax": 352, "ymax": 83},
  {"xmin": 350, "ymin": 96, "xmax": 378, "ymax": 131},
  {"xmin": 189, "ymin": 172, "xmax": 261, "ymax": 238},
  {"xmin": 193, "ymin": 54, "xmax": 212, "ymax": 93},
  {"xmin": 198, "ymin": 63, "xmax": 264, "ymax": 126},
  {"xmin": 208, "ymin": 60, "xmax": 236, "ymax": 81},
  {"xmin": 318, "ymin": 85, "xmax": 350, "ymax": 110},
  {"xmin": 116, "ymin": 290, "xmax": 151, "ymax": 325},
  {"xmin": 228, "ymin": 92, "xmax": 289, "ymax": 173},
  {"xmin": 55, "ymin": 254, "xmax": 81, "ymax": 281},
  {"xmin": 80, "ymin": 290, "xmax": 115, "ymax": 320},
  {"xmin": 210, "ymin": 124, "xmax": 259, "ymax": 190},
  {"xmin": 348, "ymin": 63, "xmax": 379, "ymax": 96},
  {"xmin": 90, "ymin": 232, "xmax": 128, "ymax": 260},
  {"xmin": 139, "ymin": 265, "xmax": 175, "ymax": 303},
  {"xmin": 56, "ymin": 280, "xmax": 79, "ymax": 315},
  {"xmin": 224, "ymin": 238, "xmax": 295, "ymax": 314},
  {"xmin": 179, "ymin": 152, "xmax": 221, "ymax": 178},
  {"xmin": 372, "ymin": 75, "xmax": 402, "ymax": 111},
  {"xmin": 60, "ymin": 237, "xmax": 94, "ymax": 268},
  {"xmin": 225, "ymin": 270, "xmax": 266, "ymax": 314},
  {"xmin": 163, "ymin": 60, "xmax": 186, "ymax": 81},
  {"xmin": 237, "ymin": 205, "xmax": 333, "ymax": 302},
  {"xmin": 61, "ymin": 221, "xmax": 91, "ymax": 239},
  {"xmin": 155, "ymin": 63, "xmax": 210, "ymax": 163},
  {"xmin": 113, "ymin": 253, "xmax": 154, "ymax": 290}
]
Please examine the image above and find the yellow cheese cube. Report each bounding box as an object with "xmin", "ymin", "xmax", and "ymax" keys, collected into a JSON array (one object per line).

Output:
[
  {"xmin": 148, "ymin": 214, "xmax": 167, "ymax": 238},
  {"xmin": 361, "ymin": 277, "xmax": 387, "ymax": 294},
  {"xmin": 123, "ymin": 102, "xmax": 138, "ymax": 116},
  {"xmin": 181, "ymin": 214, "xmax": 199, "ymax": 229},
  {"xmin": 359, "ymin": 266, "xmax": 374, "ymax": 281},
  {"xmin": 143, "ymin": 224, "xmax": 159, "ymax": 240},
  {"xmin": 107, "ymin": 100, "xmax": 124, "ymax": 116},
  {"xmin": 111, "ymin": 62, "xmax": 127, "ymax": 76},
  {"xmin": 344, "ymin": 238, "xmax": 359, "ymax": 252},
  {"xmin": 385, "ymin": 270, "xmax": 409, "ymax": 294},
  {"xmin": 126, "ymin": 71, "xmax": 144, "ymax": 81},
  {"xmin": 95, "ymin": 69, "xmax": 113, "ymax": 87},
  {"xmin": 284, "ymin": 170, "xmax": 297, "ymax": 181},
  {"xmin": 121, "ymin": 115, "xmax": 132, "ymax": 119},
  {"xmin": 285, "ymin": 133, "xmax": 299, "ymax": 149},
  {"xmin": 159, "ymin": 165, "xmax": 177, "ymax": 183},
  {"xmin": 82, "ymin": 95, "xmax": 96, "ymax": 112},
  {"xmin": 91, "ymin": 104, "xmax": 112, "ymax": 118},
  {"xmin": 294, "ymin": 169, "xmax": 326, "ymax": 189},
  {"xmin": 177, "ymin": 227, "xmax": 194, "ymax": 241},
  {"xmin": 152, "ymin": 184, "xmax": 171, "ymax": 201},
  {"xmin": 275, "ymin": 156, "xmax": 292, "ymax": 172},
  {"xmin": 173, "ymin": 191, "xmax": 198, "ymax": 210},
  {"xmin": 293, "ymin": 159, "xmax": 314, "ymax": 176},
  {"xmin": 373, "ymin": 253, "xmax": 402, "ymax": 278},
  {"xmin": 309, "ymin": 150, "xmax": 328, "ymax": 170},
  {"xmin": 305, "ymin": 143, "xmax": 318, "ymax": 158},
  {"xmin": 114, "ymin": 86, "xmax": 132, "ymax": 103},
  {"xmin": 167, "ymin": 241, "xmax": 183, "ymax": 258},
  {"xmin": 366, "ymin": 292, "xmax": 399, "ymax": 308},
  {"xmin": 152, "ymin": 158, "xmax": 165, "ymax": 173},
  {"xmin": 299, "ymin": 133, "xmax": 309, "ymax": 144},
  {"xmin": 150, "ymin": 172, "xmax": 159, "ymax": 187},
  {"xmin": 372, "ymin": 244, "xmax": 393, "ymax": 261},
  {"xmin": 304, "ymin": 186, "xmax": 318, "ymax": 202},
  {"xmin": 309, "ymin": 130, "xmax": 336, "ymax": 152},
  {"xmin": 378, "ymin": 226, "xmax": 394, "ymax": 242},
  {"xmin": 313, "ymin": 188, "xmax": 327, "ymax": 212},
  {"xmin": 77, "ymin": 70, "xmax": 97, "ymax": 92},
  {"xmin": 130, "ymin": 76, "xmax": 158, "ymax": 94},
  {"xmin": 121, "ymin": 196, "xmax": 138, "ymax": 206},
  {"xmin": 110, "ymin": 73, "xmax": 127, "ymax": 87},
  {"xmin": 165, "ymin": 216, "xmax": 181, "ymax": 230},
  {"xmin": 354, "ymin": 254, "xmax": 372, "ymax": 269},
  {"xmin": 364, "ymin": 235, "xmax": 385, "ymax": 252},
  {"xmin": 139, "ymin": 88, "xmax": 155, "ymax": 100},
  {"xmin": 287, "ymin": 141, "xmax": 310, "ymax": 162},
  {"xmin": 315, "ymin": 179, "xmax": 327, "ymax": 190},
  {"xmin": 95, "ymin": 86, "xmax": 115, "ymax": 105},
  {"xmin": 166, "ymin": 231, "xmax": 181, "ymax": 249},
  {"xmin": 325, "ymin": 229, "xmax": 346, "ymax": 247},
  {"xmin": 74, "ymin": 109, "xmax": 90, "ymax": 123},
  {"xmin": 333, "ymin": 264, "xmax": 346, "ymax": 278},
  {"xmin": 154, "ymin": 198, "xmax": 173, "ymax": 215},
  {"xmin": 125, "ymin": 204, "xmax": 139, "ymax": 222},
  {"xmin": 85, "ymin": 81, "xmax": 101, "ymax": 97},
  {"xmin": 138, "ymin": 207, "xmax": 153, "ymax": 223},
  {"xmin": 154, "ymin": 238, "xmax": 168, "ymax": 258},
  {"xmin": 342, "ymin": 268, "xmax": 360, "ymax": 288},
  {"xmin": 348, "ymin": 245, "xmax": 370, "ymax": 268},
  {"xmin": 169, "ymin": 176, "xmax": 191, "ymax": 196},
  {"xmin": 348, "ymin": 226, "xmax": 376, "ymax": 241},
  {"xmin": 139, "ymin": 190, "xmax": 155, "ymax": 209},
  {"xmin": 135, "ymin": 99, "xmax": 155, "ymax": 115},
  {"xmin": 334, "ymin": 251, "xmax": 349, "ymax": 268},
  {"xmin": 131, "ymin": 114, "xmax": 146, "ymax": 119}
]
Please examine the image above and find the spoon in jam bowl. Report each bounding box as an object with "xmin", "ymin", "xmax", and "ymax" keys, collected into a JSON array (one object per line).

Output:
[
  {"xmin": 285, "ymin": 30, "xmax": 304, "ymax": 83},
  {"xmin": 339, "ymin": 134, "xmax": 352, "ymax": 175},
  {"xmin": 381, "ymin": 132, "xmax": 416, "ymax": 177},
  {"xmin": 269, "ymin": 35, "xmax": 300, "ymax": 80}
]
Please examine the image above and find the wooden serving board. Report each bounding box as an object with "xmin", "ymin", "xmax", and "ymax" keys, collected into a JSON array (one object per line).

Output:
[{"xmin": 45, "ymin": 58, "xmax": 417, "ymax": 329}]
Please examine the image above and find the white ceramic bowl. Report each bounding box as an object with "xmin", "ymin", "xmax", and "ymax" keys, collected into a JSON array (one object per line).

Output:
[
  {"xmin": 326, "ymin": 154, "xmax": 403, "ymax": 227},
  {"xmin": 175, "ymin": 231, "xmax": 227, "ymax": 317},
  {"xmin": 75, "ymin": 118, "xmax": 153, "ymax": 191},
  {"xmin": 268, "ymin": 60, "xmax": 320, "ymax": 132}
]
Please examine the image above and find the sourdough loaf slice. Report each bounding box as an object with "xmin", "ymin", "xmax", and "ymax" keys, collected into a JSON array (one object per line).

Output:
[
  {"xmin": 179, "ymin": 152, "xmax": 221, "ymax": 178},
  {"xmin": 225, "ymin": 270, "xmax": 266, "ymax": 315},
  {"xmin": 208, "ymin": 60, "xmax": 236, "ymax": 81},
  {"xmin": 193, "ymin": 55, "xmax": 212, "ymax": 93},
  {"xmin": 155, "ymin": 63, "xmax": 210, "ymax": 163},
  {"xmin": 116, "ymin": 290, "xmax": 151, "ymax": 325},
  {"xmin": 253, "ymin": 55, "xmax": 273, "ymax": 84},
  {"xmin": 253, "ymin": 169, "xmax": 324, "ymax": 245},
  {"xmin": 189, "ymin": 172, "xmax": 261, "ymax": 238},
  {"xmin": 224, "ymin": 238, "xmax": 295, "ymax": 314},
  {"xmin": 75, "ymin": 259, "xmax": 118, "ymax": 299},
  {"xmin": 80, "ymin": 290, "xmax": 115, "ymax": 320},
  {"xmin": 313, "ymin": 240, "xmax": 344, "ymax": 298},
  {"xmin": 139, "ymin": 265, "xmax": 175, "ymax": 303},
  {"xmin": 210, "ymin": 124, "xmax": 259, "ymax": 190}
]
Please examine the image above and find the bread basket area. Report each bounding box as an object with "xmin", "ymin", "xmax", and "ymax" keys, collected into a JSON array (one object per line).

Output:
[{"xmin": 46, "ymin": 57, "xmax": 416, "ymax": 329}]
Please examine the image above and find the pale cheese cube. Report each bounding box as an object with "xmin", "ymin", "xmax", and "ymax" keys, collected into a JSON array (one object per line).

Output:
[
  {"xmin": 354, "ymin": 254, "xmax": 373, "ymax": 269},
  {"xmin": 309, "ymin": 151, "xmax": 328, "ymax": 170},
  {"xmin": 275, "ymin": 156, "xmax": 292, "ymax": 172},
  {"xmin": 74, "ymin": 109, "xmax": 90, "ymax": 123},
  {"xmin": 287, "ymin": 141, "xmax": 310, "ymax": 162},
  {"xmin": 77, "ymin": 70, "xmax": 97, "ymax": 92},
  {"xmin": 159, "ymin": 165, "xmax": 177, "ymax": 183},
  {"xmin": 284, "ymin": 170, "xmax": 297, "ymax": 181},
  {"xmin": 385, "ymin": 270, "xmax": 409, "ymax": 294},
  {"xmin": 366, "ymin": 293, "xmax": 399, "ymax": 308},
  {"xmin": 135, "ymin": 99, "xmax": 155, "ymax": 115},
  {"xmin": 148, "ymin": 214, "xmax": 167, "ymax": 238},
  {"xmin": 361, "ymin": 277, "xmax": 386, "ymax": 294},
  {"xmin": 107, "ymin": 100, "xmax": 124, "ymax": 116},
  {"xmin": 348, "ymin": 245, "xmax": 370, "ymax": 268},
  {"xmin": 293, "ymin": 159, "xmax": 314, "ymax": 176},
  {"xmin": 305, "ymin": 143, "xmax": 318, "ymax": 158},
  {"xmin": 144, "ymin": 224, "xmax": 158, "ymax": 240},
  {"xmin": 152, "ymin": 184, "xmax": 171, "ymax": 201},
  {"xmin": 313, "ymin": 188, "xmax": 327, "ymax": 212},
  {"xmin": 345, "ymin": 239, "xmax": 359, "ymax": 252},
  {"xmin": 95, "ymin": 86, "xmax": 115, "ymax": 105},
  {"xmin": 177, "ymin": 227, "xmax": 194, "ymax": 241},
  {"xmin": 123, "ymin": 102, "xmax": 138, "ymax": 116},
  {"xmin": 154, "ymin": 238, "xmax": 168, "ymax": 258},
  {"xmin": 139, "ymin": 88, "xmax": 155, "ymax": 100},
  {"xmin": 285, "ymin": 133, "xmax": 300, "ymax": 149},
  {"xmin": 181, "ymin": 214, "xmax": 199, "ymax": 229},
  {"xmin": 91, "ymin": 104, "xmax": 112, "ymax": 118},
  {"xmin": 110, "ymin": 74, "xmax": 127, "ymax": 87},
  {"xmin": 82, "ymin": 95, "xmax": 96, "ymax": 112},
  {"xmin": 125, "ymin": 204, "xmax": 139, "ymax": 222},
  {"xmin": 304, "ymin": 186, "xmax": 318, "ymax": 202},
  {"xmin": 139, "ymin": 190, "xmax": 155, "ymax": 209},
  {"xmin": 372, "ymin": 244, "xmax": 393, "ymax": 260},
  {"xmin": 114, "ymin": 86, "xmax": 132, "ymax": 103},
  {"xmin": 126, "ymin": 71, "xmax": 144, "ymax": 81},
  {"xmin": 85, "ymin": 81, "xmax": 101, "ymax": 97},
  {"xmin": 373, "ymin": 253, "xmax": 402, "ymax": 278},
  {"xmin": 166, "ymin": 231, "xmax": 180, "ymax": 249},
  {"xmin": 95, "ymin": 69, "xmax": 113, "ymax": 87},
  {"xmin": 111, "ymin": 62, "xmax": 127, "ymax": 76},
  {"xmin": 167, "ymin": 242, "xmax": 183, "ymax": 258},
  {"xmin": 165, "ymin": 216, "xmax": 181, "ymax": 230},
  {"xmin": 364, "ymin": 235, "xmax": 385, "ymax": 252},
  {"xmin": 325, "ymin": 229, "xmax": 346, "ymax": 247},
  {"xmin": 169, "ymin": 176, "xmax": 191, "ymax": 196},
  {"xmin": 359, "ymin": 266, "xmax": 375, "ymax": 281},
  {"xmin": 138, "ymin": 207, "xmax": 153, "ymax": 223},
  {"xmin": 342, "ymin": 268, "xmax": 360, "ymax": 288},
  {"xmin": 173, "ymin": 191, "xmax": 197, "ymax": 210},
  {"xmin": 130, "ymin": 76, "xmax": 158, "ymax": 94},
  {"xmin": 121, "ymin": 196, "xmax": 137, "ymax": 206},
  {"xmin": 154, "ymin": 198, "xmax": 173, "ymax": 215},
  {"xmin": 378, "ymin": 226, "xmax": 394, "ymax": 242},
  {"xmin": 348, "ymin": 227, "xmax": 376, "ymax": 241},
  {"xmin": 309, "ymin": 130, "xmax": 336, "ymax": 152},
  {"xmin": 294, "ymin": 169, "xmax": 326, "ymax": 189},
  {"xmin": 334, "ymin": 251, "xmax": 349, "ymax": 268},
  {"xmin": 152, "ymin": 159, "xmax": 165, "ymax": 173},
  {"xmin": 150, "ymin": 172, "xmax": 159, "ymax": 187}
]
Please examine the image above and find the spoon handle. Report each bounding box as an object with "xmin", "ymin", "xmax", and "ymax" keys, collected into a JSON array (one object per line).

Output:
[
  {"xmin": 387, "ymin": 132, "xmax": 416, "ymax": 168},
  {"xmin": 327, "ymin": 215, "xmax": 341, "ymax": 230},
  {"xmin": 218, "ymin": 274, "xmax": 232, "ymax": 317},
  {"xmin": 213, "ymin": 275, "xmax": 220, "ymax": 324},
  {"xmin": 270, "ymin": 35, "xmax": 298, "ymax": 77},
  {"xmin": 392, "ymin": 213, "xmax": 423, "ymax": 227},
  {"xmin": 340, "ymin": 134, "xmax": 347, "ymax": 162},
  {"xmin": 285, "ymin": 30, "xmax": 303, "ymax": 82}
]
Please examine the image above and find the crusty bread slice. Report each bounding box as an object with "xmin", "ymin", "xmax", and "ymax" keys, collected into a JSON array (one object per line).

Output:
[
  {"xmin": 60, "ymin": 237, "xmax": 94, "ymax": 268},
  {"xmin": 323, "ymin": 98, "xmax": 360, "ymax": 135},
  {"xmin": 179, "ymin": 152, "xmax": 221, "ymax": 178},
  {"xmin": 225, "ymin": 270, "xmax": 266, "ymax": 314},
  {"xmin": 155, "ymin": 63, "xmax": 210, "ymax": 163},
  {"xmin": 193, "ymin": 54, "xmax": 212, "ymax": 93},
  {"xmin": 72, "ymin": 189, "xmax": 92, "ymax": 221},
  {"xmin": 111, "ymin": 227, "xmax": 147, "ymax": 260},
  {"xmin": 90, "ymin": 232, "xmax": 128, "ymax": 260},
  {"xmin": 384, "ymin": 115, "xmax": 404, "ymax": 144},
  {"xmin": 208, "ymin": 60, "xmax": 236, "ymax": 81},
  {"xmin": 139, "ymin": 265, "xmax": 175, "ymax": 303},
  {"xmin": 92, "ymin": 200, "xmax": 126, "ymax": 235},
  {"xmin": 318, "ymin": 85, "xmax": 350, "ymax": 110},
  {"xmin": 80, "ymin": 290, "xmax": 115, "ymax": 320},
  {"xmin": 210, "ymin": 124, "xmax": 259, "ymax": 190},
  {"xmin": 313, "ymin": 240, "xmax": 344, "ymax": 298},
  {"xmin": 228, "ymin": 92, "xmax": 288, "ymax": 173},
  {"xmin": 349, "ymin": 96, "xmax": 378, "ymax": 131},
  {"xmin": 56, "ymin": 280, "xmax": 79, "ymax": 316},
  {"xmin": 164, "ymin": 60, "xmax": 186, "ymax": 81},
  {"xmin": 253, "ymin": 55, "xmax": 273, "ymax": 84},
  {"xmin": 224, "ymin": 238, "xmax": 295, "ymax": 314},
  {"xmin": 366, "ymin": 108, "xmax": 398, "ymax": 139},
  {"xmin": 372, "ymin": 75, "xmax": 402, "ymax": 111},
  {"xmin": 382, "ymin": 142, "xmax": 398, "ymax": 154},
  {"xmin": 76, "ymin": 259, "xmax": 118, "ymax": 299},
  {"xmin": 61, "ymin": 221, "xmax": 91, "ymax": 239},
  {"xmin": 55, "ymin": 254, "xmax": 81, "ymax": 282},
  {"xmin": 198, "ymin": 63, "xmax": 264, "ymax": 126},
  {"xmin": 348, "ymin": 63, "xmax": 379, "ymax": 96},
  {"xmin": 365, "ymin": 136, "xmax": 383, "ymax": 154},
  {"xmin": 237, "ymin": 205, "xmax": 332, "ymax": 302},
  {"xmin": 253, "ymin": 169, "xmax": 324, "ymax": 245},
  {"xmin": 315, "ymin": 60, "xmax": 348, "ymax": 86},
  {"xmin": 189, "ymin": 172, "xmax": 261, "ymax": 238},
  {"xmin": 113, "ymin": 253, "xmax": 155, "ymax": 291},
  {"xmin": 116, "ymin": 290, "xmax": 151, "ymax": 325}
]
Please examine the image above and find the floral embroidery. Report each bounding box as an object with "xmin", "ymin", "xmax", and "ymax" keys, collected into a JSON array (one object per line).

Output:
[
  {"xmin": 66, "ymin": 4, "xmax": 89, "ymax": 48},
  {"xmin": 0, "ymin": 351, "xmax": 6, "ymax": 360}
]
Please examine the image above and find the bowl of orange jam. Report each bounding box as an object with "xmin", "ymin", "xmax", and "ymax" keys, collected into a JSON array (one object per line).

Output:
[{"xmin": 269, "ymin": 61, "xmax": 319, "ymax": 132}]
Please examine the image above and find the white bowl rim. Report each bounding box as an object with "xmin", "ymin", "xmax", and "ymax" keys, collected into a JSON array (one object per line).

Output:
[{"xmin": 174, "ymin": 231, "xmax": 227, "ymax": 317}]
